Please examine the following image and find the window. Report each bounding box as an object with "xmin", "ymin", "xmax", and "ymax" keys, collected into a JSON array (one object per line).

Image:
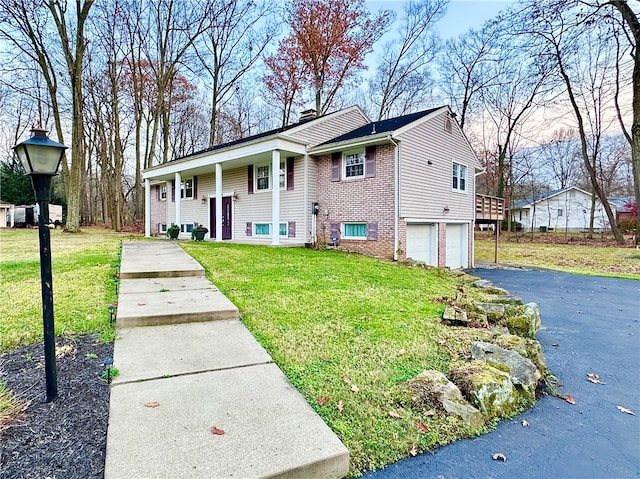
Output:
[
  {"xmin": 452, "ymin": 162, "xmax": 467, "ymax": 192},
  {"xmin": 180, "ymin": 224, "xmax": 194, "ymax": 233},
  {"xmin": 160, "ymin": 224, "xmax": 167, "ymax": 233},
  {"xmin": 256, "ymin": 165, "xmax": 270, "ymax": 191},
  {"xmin": 181, "ymin": 178, "xmax": 193, "ymax": 199},
  {"xmin": 344, "ymin": 152, "xmax": 365, "ymax": 178},
  {"xmin": 343, "ymin": 223, "xmax": 367, "ymax": 239},
  {"xmin": 255, "ymin": 223, "xmax": 270, "ymax": 235},
  {"xmin": 279, "ymin": 223, "xmax": 287, "ymax": 236},
  {"xmin": 558, "ymin": 209, "xmax": 563, "ymax": 217},
  {"xmin": 160, "ymin": 184, "xmax": 167, "ymax": 200}
]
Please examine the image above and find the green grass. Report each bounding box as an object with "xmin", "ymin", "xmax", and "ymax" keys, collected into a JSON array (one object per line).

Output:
[
  {"xmin": 0, "ymin": 380, "xmax": 29, "ymax": 433},
  {"xmin": 181, "ymin": 243, "xmax": 508, "ymax": 475},
  {"xmin": 0, "ymin": 227, "xmax": 130, "ymax": 352},
  {"xmin": 475, "ymin": 234, "xmax": 640, "ymax": 279}
]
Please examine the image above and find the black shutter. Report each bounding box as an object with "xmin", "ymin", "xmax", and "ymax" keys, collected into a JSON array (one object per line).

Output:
[
  {"xmin": 245, "ymin": 222, "xmax": 252, "ymax": 236},
  {"xmin": 330, "ymin": 222, "xmax": 339, "ymax": 242},
  {"xmin": 171, "ymin": 180, "xmax": 175, "ymax": 202},
  {"xmin": 248, "ymin": 165, "xmax": 254, "ymax": 194},
  {"xmin": 193, "ymin": 176, "xmax": 198, "ymax": 200},
  {"xmin": 288, "ymin": 221, "xmax": 296, "ymax": 238},
  {"xmin": 365, "ymin": 146, "xmax": 376, "ymax": 178},
  {"xmin": 331, "ymin": 153, "xmax": 341, "ymax": 181},
  {"xmin": 367, "ymin": 222, "xmax": 378, "ymax": 240},
  {"xmin": 286, "ymin": 157, "xmax": 294, "ymax": 191},
  {"xmin": 156, "ymin": 185, "xmax": 160, "ymax": 201}
]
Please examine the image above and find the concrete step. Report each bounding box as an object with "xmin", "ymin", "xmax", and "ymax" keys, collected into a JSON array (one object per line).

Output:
[
  {"xmin": 119, "ymin": 241, "xmax": 204, "ymax": 279},
  {"xmin": 115, "ymin": 276, "xmax": 240, "ymax": 328},
  {"xmin": 111, "ymin": 321, "xmax": 272, "ymax": 385},
  {"xmin": 105, "ymin": 363, "xmax": 350, "ymax": 479}
]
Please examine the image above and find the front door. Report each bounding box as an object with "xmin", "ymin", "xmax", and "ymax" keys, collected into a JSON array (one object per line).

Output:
[{"xmin": 209, "ymin": 196, "xmax": 233, "ymax": 240}]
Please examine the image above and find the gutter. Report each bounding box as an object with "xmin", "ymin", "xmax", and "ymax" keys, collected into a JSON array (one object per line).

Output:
[{"xmin": 389, "ymin": 135, "xmax": 399, "ymax": 261}]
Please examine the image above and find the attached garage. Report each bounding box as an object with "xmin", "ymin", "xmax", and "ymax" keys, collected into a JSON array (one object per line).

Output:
[
  {"xmin": 406, "ymin": 223, "xmax": 437, "ymax": 266},
  {"xmin": 445, "ymin": 223, "xmax": 468, "ymax": 269}
]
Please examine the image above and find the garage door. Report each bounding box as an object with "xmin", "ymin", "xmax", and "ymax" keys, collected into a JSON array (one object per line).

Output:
[
  {"xmin": 446, "ymin": 223, "xmax": 468, "ymax": 269},
  {"xmin": 406, "ymin": 224, "xmax": 436, "ymax": 266}
]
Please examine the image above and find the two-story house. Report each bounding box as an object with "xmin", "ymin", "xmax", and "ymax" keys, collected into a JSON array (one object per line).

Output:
[{"xmin": 142, "ymin": 105, "xmax": 481, "ymax": 269}]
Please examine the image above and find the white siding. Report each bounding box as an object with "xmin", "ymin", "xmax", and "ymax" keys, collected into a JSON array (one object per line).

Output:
[
  {"xmin": 397, "ymin": 110, "xmax": 478, "ymax": 221},
  {"xmin": 288, "ymin": 108, "xmax": 369, "ymax": 147}
]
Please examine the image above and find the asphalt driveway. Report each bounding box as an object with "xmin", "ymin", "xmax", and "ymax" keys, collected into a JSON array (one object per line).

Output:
[{"xmin": 364, "ymin": 267, "xmax": 640, "ymax": 479}]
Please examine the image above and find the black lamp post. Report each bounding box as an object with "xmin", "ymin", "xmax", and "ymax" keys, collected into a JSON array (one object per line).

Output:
[{"xmin": 13, "ymin": 127, "xmax": 67, "ymax": 402}]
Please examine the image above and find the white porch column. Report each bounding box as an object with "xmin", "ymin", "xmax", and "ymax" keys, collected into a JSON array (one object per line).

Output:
[
  {"xmin": 174, "ymin": 172, "xmax": 181, "ymax": 233},
  {"xmin": 215, "ymin": 163, "xmax": 223, "ymax": 242},
  {"xmin": 271, "ymin": 150, "xmax": 280, "ymax": 245},
  {"xmin": 144, "ymin": 178, "xmax": 151, "ymax": 237}
]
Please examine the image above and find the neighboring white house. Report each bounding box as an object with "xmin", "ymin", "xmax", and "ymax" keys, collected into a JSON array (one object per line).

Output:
[
  {"xmin": 510, "ymin": 187, "xmax": 610, "ymax": 232},
  {"xmin": 0, "ymin": 202, "xmax": 14, "ymax": 228}
]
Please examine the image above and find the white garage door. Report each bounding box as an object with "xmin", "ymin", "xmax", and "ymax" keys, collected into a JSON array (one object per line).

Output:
[
  {"xmin": 406, "ymin": 224, "xmax": 436, "ymax": 266},
  {"xmin": 446, "ymin": 223, "xmax": 468, "ymax": 269}
]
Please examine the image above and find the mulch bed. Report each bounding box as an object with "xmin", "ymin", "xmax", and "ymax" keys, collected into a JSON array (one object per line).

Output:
[{"xmin": 0, "ymin": 334, "xmax": 112, "ymax": 479}]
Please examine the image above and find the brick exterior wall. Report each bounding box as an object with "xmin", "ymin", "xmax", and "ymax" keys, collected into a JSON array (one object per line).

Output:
[
  {"xmin": 150, "ymin": 184, "xmax": 167, "ymax": 236},
  {"xmin": 315, "ymin": 144, "xmax": 396, "ymax": 259}
]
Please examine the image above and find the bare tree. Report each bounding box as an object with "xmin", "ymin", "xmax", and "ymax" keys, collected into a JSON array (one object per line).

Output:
[
  {"xmin": 516, "ymin": 0, "xmax": 626, "ymax": 243},
  {"xmin": 369, "ymin": 0, "xmax": 448, "ymax": 120},
  {"xmin": 438, "ymin": 23, "xmax": 501, "ymax": 132},
  {"xmin": 195, "ymin": 0, "xmax": 279, "ymax": 146}
]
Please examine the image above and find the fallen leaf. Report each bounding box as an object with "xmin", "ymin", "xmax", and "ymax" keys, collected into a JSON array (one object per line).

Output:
[
  {"xmin": 342, "ymin": 375, "xmax": 352, "ymax": 385},
  {"xmin": 337, "ymin": 400, "xmax": 344, "ymax": 412},
  {"xmin": 423, "ymin": 409, "xmax": 435, "ymax": 416},
  {"xmin": 521, "ymin": 419, "xmax": 529, "ymax": 427},
  {"xmin": 492, "ymin": 452, "xmax": 507, "ymax": 462},
  {"xmin": 409, "ymin": 445, "xmax": 418, "ymax": 457},
  {"xmin": 211, "ymin": 426, "xmax": 225, "ymax": 435},
  {"xmin": 398, "ymin": 348, "xmax": 406, "ymax": 356},
  {"xmin": 438, "ymin": 340, "xmax": 447, "ymax": 346},
  {"xmin": 168, "ymin": 301, "xmax": 175, "ymax": 304},
  {"xmin": 388, "ymin": 410, "xmax": 401, "ymax": 419},
  {"xmin": 145, "ymin": 401, "xmax": 160, "ymax": 408},
  {"xmin": 321, "ymin": 356, "xmax": 330, "ymax": 362},
  {"xmin": 586, "ymin": 373, "xmax": 605, "ymax": 385},
  {"xmin": 137, "ymin": 303, "xmax": 146, "ymax": 306},
  {"xmin": 398, "ymin": 406, "xmax": 406, "ymax": 413},
  {"xmin": 416, "ymin": 419, "xmax": 429, "ymax": 433},
  {"xmin": 364, "ymin": 400, "xmax": 371, "ymax": 407},
  {"xmin": 565, "ymin": 394, "xmax": 576, "ymax": 405},
  {"xmin": 616, "ymin": 405, "xmax": 635, "ymax": 415},
  {"xmin": 350, "ymin": 383, "xmax": 359, "ymax": 393},
  {"xmin": 317, "ymin": 397, "xmax": 330, "ymax": 406}
]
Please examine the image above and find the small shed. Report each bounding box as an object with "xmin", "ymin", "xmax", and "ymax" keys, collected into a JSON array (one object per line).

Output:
[{"xmin": 0, "ymin": 202, "xmax": 15, "ymax": 228}]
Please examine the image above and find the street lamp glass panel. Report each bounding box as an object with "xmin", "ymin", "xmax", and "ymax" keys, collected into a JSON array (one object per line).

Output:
[{"xmin": 13, "ymin": 129, "xmax": 67, "ymax": 176}]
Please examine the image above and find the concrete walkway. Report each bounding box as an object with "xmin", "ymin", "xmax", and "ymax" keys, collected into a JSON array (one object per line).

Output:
[{"xmin": 104, "ymin": 241, "xmax": 349, "ymax": 479}]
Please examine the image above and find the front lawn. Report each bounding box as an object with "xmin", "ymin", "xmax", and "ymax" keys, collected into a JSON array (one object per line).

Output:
[
  {"xmin": 0, "ymin": 227, "xmax": 126, "ymax": 353},
  {"xmin": 182, "ymin": 243, "xmax": 520, "ymax": 475}
]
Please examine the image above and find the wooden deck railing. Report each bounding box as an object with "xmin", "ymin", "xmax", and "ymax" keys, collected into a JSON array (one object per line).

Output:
[{"xmin": 475, "ymin": 194, "xmax": 504, "ymax": 221}]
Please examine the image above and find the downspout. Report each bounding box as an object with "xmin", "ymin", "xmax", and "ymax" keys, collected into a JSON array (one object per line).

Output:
[{"xmin": 389, "ymin": 135, "xmax": 399, "ymax": 261}]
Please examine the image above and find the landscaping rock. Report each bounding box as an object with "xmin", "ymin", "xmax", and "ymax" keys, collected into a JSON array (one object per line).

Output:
[
  {"xmin": 471, "ymin": 342, "xmax": 541, "ymax": 392},
  {"xmin": 484, "ymin": 294, "xmax": 523, "ymax": 305},
  {"xmin": 474, "ymin": 302, "xmax": 506, "ymax": 321},
  {"xmin": 473, "ymin": 280, "xmax": 509, "ymax": 296},
  {"xmin": 501, "ymin": 302, "xmax": 541, "ymax": 338},
  {"xmin": 443, "ymin": 305, "xmax": 469, "ymax": 326},
  {"xmin": 450, "ymin": 360, "xmax": 517, "ymax": 419},
  {"xmin": 407, "ymin": 370, "xmax": 485, "ymax": 429}
]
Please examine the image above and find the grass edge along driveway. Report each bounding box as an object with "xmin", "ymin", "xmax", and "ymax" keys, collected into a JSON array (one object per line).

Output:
[{"xmin": 182, "ymin": 242, "xmax": 533, "ymax": 476}]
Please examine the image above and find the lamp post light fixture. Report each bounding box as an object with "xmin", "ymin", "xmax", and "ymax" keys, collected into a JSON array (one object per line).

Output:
[
  {"xmin": 103, "ymin": 356, "xmax": 114, "ymax": 384},
  {"xmin": 108, "ymin": 304, "xmax": 116, "ymax": 324},
  {"xmin": 114, "ymin": 278, "xmax": 120, "ymax": 295},
  {"xmin": 13, "ymin": 126, "xmax": 67, "ymax": 403}
]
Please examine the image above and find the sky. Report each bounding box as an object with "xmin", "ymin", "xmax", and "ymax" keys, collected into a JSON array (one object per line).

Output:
[{"xmin": 367, "ymin": 0, "xmax": 515, "ymax": 40}]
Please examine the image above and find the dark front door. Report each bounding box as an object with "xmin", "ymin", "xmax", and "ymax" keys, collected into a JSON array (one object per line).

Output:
[{"xmin": 210, "ymin": 196, "xmax": 233, "ymax": 240}]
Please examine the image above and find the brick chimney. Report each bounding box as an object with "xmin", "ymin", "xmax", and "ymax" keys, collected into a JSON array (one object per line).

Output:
[{"xmin": 298, "ymin": 109, "xmax": 317, "ymax": 123}]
